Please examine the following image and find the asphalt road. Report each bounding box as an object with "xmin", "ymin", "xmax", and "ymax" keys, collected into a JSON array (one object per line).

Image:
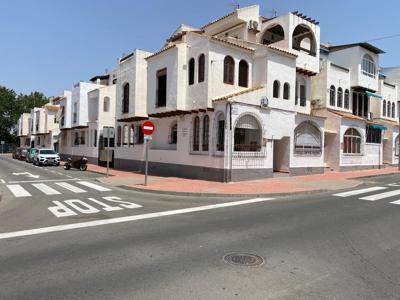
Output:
[{"xmin": 1, "ymin": 155, "xmax": 400, "ymax": 299}]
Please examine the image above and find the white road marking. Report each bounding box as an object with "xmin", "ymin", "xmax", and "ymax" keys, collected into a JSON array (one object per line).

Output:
[
  {"xmin": 66, "ymin": 175, "xmax": 73, "ymax": 178},
  {"xmin": 57, "ymin": 172, "xmax": 64, "ymax": 176},
  {"xmin": 333, "ymin": 187, "xmax": 387, "ymax": 197},
  {"xmin": 55, "ymin": 182, "xmax": 87, "ymax": 193},
  {"xmin": 12, "ymin": 172, "xmax": 40, "ymax": 179},
  {"xmin": 390, "ymin": 200, "xmax": 400, "ymax": 205},
  {"xmin": 0, "ymin": 179, "xmax": 5, "ymax": 184},
  {"xmin": 8, "ymin": 178, "xmax": 79, "ymax": 184},
  {"xmin": 360, "ymin": 189, "xmax": 400, "ymax": 201},
  {"xmin": 32, "ymin": 183, "xmax": 61, "ymax": 195},
  {"xmin": 0, "ymin": 198, "xmax": 274, "ymax": 240},
  {"xmin": 77, "ymin": 181, "xmax": 111, "ymax": 192},
  {"xmin": 6, "ymin": 185, "xmax": 32, "ymax": 197},
  {"xmin": 388, "ymin": 183, "xmax": 400, "ymax": 187}
]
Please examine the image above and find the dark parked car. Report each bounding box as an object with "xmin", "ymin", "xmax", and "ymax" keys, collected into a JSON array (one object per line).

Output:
[
  {"xmin": 12, "ymin": 148, "xmax": 20, "ymax": 159},
  {"xmin": 26, "ymin": 148, "xmax": 38, "ymax": 163},
  {"xmin": 19, "ymin": 148, "xmax": 28, "ymax": 161}
]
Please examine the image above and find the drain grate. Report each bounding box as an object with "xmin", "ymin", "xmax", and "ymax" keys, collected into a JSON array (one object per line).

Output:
[{"xmin": 223, "ymin": 252, "xmax": 264, "ymax": 267}]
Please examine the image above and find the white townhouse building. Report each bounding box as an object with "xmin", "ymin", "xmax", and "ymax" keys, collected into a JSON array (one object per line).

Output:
[
  {"xmin": 17, "ymin": 100, "xmax": 60, "ymax": 150},
  {"xmin": 311, "ymin": 42, "xmax": 394, "ymax": 171},
  {"xmin": 57, "ymin": 76, "xmax": 116, "ymax": 164},
  {"xmin": 16, "ymin": 113, "xmax": 31, "ymax": 147},
  {"xmin": 113, "ymin": 49, "xmax": 153, "ymax": 170},
  {"xmin": 113, "ymin": 5, "xmax": 326, "ymax": 181},
  {"xmin": 380, "ymin": 67, "xmax": 400, "ymax": 165}
]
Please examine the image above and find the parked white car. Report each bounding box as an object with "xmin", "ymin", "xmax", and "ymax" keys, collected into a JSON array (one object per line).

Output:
[{"xmin": 33, "ymin": 149, "xmax": 60, "ymax": 166}]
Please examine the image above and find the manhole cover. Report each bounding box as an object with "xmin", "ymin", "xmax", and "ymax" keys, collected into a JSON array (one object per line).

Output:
[{"xmin": 223, "ymin": 253, "xmax": 264, "ymax": 267}]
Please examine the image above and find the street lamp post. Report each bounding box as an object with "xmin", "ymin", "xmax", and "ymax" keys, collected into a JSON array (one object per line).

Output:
[{"xmin": 398, "ymin": 104, "xmax": 400, "ymax": 171}]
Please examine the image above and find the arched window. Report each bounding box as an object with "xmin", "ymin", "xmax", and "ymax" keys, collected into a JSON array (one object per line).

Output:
[
  {"xmin": 169, "ymin": 121, "xmax": 178, "ymax": 145},
  {"xmin": 262, "ymin": 24, "xmax": 285, "ymax": 45},
  {"xmin": 344, "ymin": 89, "xmax": 350, "ymax": 109},
  {"xmin": 223, "ymin": 56, "xmax": 235, "ymax": 85},
  {"xmin": 392, "ymin": 102, "xmax": 396, "ymax": 118},
  {"xmin": 292, "ymin": 24, "xmax": 316, "ymax": 56},
  {"xmin": 362, "ymin": 54, "xmax": 376, "ymax": 78},
  {"xmin": 198, "ymin": 54, "xmax": 205, "ymax": 83},
  {"xmin": 395, "ymin": 135, "xmax": 400, "ymax": 157},
  {"xmin": 122, "ymin": 83, "xmax": 129, "ymax": 113},
  {"xmin": 129, "ymin": 125, "xmax": 135, "ymax": 146},
  {"xmin": 123, "ymin": 125, "xmax": 129, "ymax": 146},
  {"xmin": 273, "ymin": 80, "xmax": 280, "ymax": 98},
  {"xmin": 337, "ymin": 88, "xmax": 343, "ymax": 108},
  {"xmin": 388, "ymin": 101, "xmax": 391, "ymax": 118},
  {"xmin": 192, "ymin": 116, "xmax": 200, "ymax": 151},
  {"xmin": 103, "ymin": 97, "xmax": 110, "ymax": 112},
  {"xmin": 294, "ymin": 121, "xmax": 322, "ymax": 155},
  {"xmin": 216, "ymin": 113, "xmax": 225, "ymax": 152},
  {"xmin": 117, "ymin": 125, "xmax": 122, "ymax": 147},
  {"xmin": 234, "ymin": 114, "xmax": 262, "ymax": 152},
  {"xmin": 202, "ymin": 115, "xmax": 210, "ymax": 151},
  {"xmin": 238, "ymin": 60, "xmax": 249, "ymax": 87},
  {"xmin": 329, "ymin": 85, "xmax": 336, "ymax": 107},
  {"xmin": 383, "ymin": 100, "xmax": 387, "ymax": 117},
  {"xmin": 283, "ymin": 83, "xmax": 290, "ymax": 100},
  {"xmin": 188, "ymin": 58, "xmax": 195, "ymax": 85},
  {"xmin": 343, "ymin": 128, "xmax": 362, "ymax": 154},
  {"xmin": 296, "ymin": 77, "xmax": 307, "ymax": 106}
]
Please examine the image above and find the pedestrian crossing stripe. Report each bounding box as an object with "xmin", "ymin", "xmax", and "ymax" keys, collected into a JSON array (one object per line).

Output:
[
  {"xmin": 6, "ymin": 184, "xmax": 32, "ymax": 198},
  {"xmin": 5, "ymin": 182, "xmax": 111, "ymax": 198},
  {"xmin": 390, "ymin": 200, "xmax": 400, "ymax": 205},
  {"xmin": 77, "ymin": 181, "xmax": 111, "ymax": 192},
  {"xmin": 32, "ymin": 183, "xmax": 61, "ymax": 195},
  {"xmin": 55, "ymin": 182, "xmax": 87, "ymax": 193},
  {"xmin": 333, "ymin": 187, "xmax": 387, "ymax": 198},
  {"xmin": 360, "ymin": 189, "xmax": 400, "ymax": 201}
]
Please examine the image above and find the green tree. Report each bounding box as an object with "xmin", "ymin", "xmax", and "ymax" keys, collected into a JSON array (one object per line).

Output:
[
  {"xmin": 0, "ymin": 86, "xmax": 18, "ymax": 143},
  {"xmin": 0, "ymin": 86, "xmax": 48, "ymax": 143}
]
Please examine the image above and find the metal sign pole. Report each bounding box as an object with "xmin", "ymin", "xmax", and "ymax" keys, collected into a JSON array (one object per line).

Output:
[
  {"xmin": 106, "ymin": 127, "xmax": 110, "ymax": 177},
  {"xmin": 145, "ymin": 136, "xmax": 149, "ymax": 186}
]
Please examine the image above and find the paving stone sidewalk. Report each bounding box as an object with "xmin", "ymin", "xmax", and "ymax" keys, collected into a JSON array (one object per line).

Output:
[{"xmin": 89, "ymin": 164, "xmax": 400, "ymax": 196}]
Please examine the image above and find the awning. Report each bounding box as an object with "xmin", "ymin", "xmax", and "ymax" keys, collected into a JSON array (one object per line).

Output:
[
  {"xmin": 369, "ymin": 124, "xmax": 387, "ymax": 130},
  {"xmin": 365, "ymin": 91, "xmax": 383, "ymax": 99}
]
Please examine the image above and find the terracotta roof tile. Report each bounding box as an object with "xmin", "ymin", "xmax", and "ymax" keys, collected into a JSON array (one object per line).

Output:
[
  {"xmin": 201, "ymin": 11, "xmax": 237, "ymax": 29},
  {"xmin": 327, "ymin": 109, "xmax": 366, "ymax": 122},
  {"xmin": 145, "ymin": 45, "xmax": 176, "ymax": 60},
  {"xmin": 211, "ymin": 36, "xmax": 254, "ymax": 52},
  {"xmin": 212, "ymin": 86, "xmax": 264, "ymax": 102},
  {"xmin": 267, "ymin": 45, "xmax": 298, "ymax": 58}
]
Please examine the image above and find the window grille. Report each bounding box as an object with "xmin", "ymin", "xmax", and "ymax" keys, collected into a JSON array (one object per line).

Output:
[
  {"xmin": 234, "ymin": 114, "xmax": 262, "ymax": 152},
  {"xmin": 294, "ymin": 121, "xmax": 322, "ymax": 155}
]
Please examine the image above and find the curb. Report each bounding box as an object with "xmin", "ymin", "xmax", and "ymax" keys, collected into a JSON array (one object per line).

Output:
[
  {"xmin": 117, "ymin": 185, "xmax": 339, "ymax": 198},
  {"xmin": 352, "ymin": 172, "xmax": 400, "ymax": 180}
]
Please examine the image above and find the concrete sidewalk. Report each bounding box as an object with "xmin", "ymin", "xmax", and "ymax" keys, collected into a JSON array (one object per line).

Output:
[{"xmin": 88, "ymin": 164, "xmax": 400, "ymax": 196}]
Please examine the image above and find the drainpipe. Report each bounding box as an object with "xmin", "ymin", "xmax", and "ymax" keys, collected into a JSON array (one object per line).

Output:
[{"xmin": 225, "ymin": 102, "xmax": 233, "ymax": 182}]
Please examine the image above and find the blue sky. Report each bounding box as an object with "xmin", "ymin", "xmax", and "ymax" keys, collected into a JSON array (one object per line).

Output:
[{"xmin": 0, "ymin": 0, "xmax": 399, "ymax": 97}]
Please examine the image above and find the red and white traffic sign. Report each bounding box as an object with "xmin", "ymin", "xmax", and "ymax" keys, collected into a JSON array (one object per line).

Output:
[{"xmin": 141, "ymin": 121, "xmax": 155, "ymax": 136}]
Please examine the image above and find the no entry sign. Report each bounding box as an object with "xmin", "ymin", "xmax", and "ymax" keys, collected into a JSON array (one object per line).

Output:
[{"xmin": 141, "ymin": 121, "xmax": 155, "ymax": 136}]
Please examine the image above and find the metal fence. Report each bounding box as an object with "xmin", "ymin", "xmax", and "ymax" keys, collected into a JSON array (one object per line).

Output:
[{"xmin": 0, "ymin": 143, "xmax": 16, "ymax": 153}]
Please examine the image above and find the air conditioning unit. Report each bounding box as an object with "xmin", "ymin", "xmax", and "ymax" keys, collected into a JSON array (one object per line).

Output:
[{"xmin": 248, "ymin": 20, "xmax": 259, "ymax": 32}]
